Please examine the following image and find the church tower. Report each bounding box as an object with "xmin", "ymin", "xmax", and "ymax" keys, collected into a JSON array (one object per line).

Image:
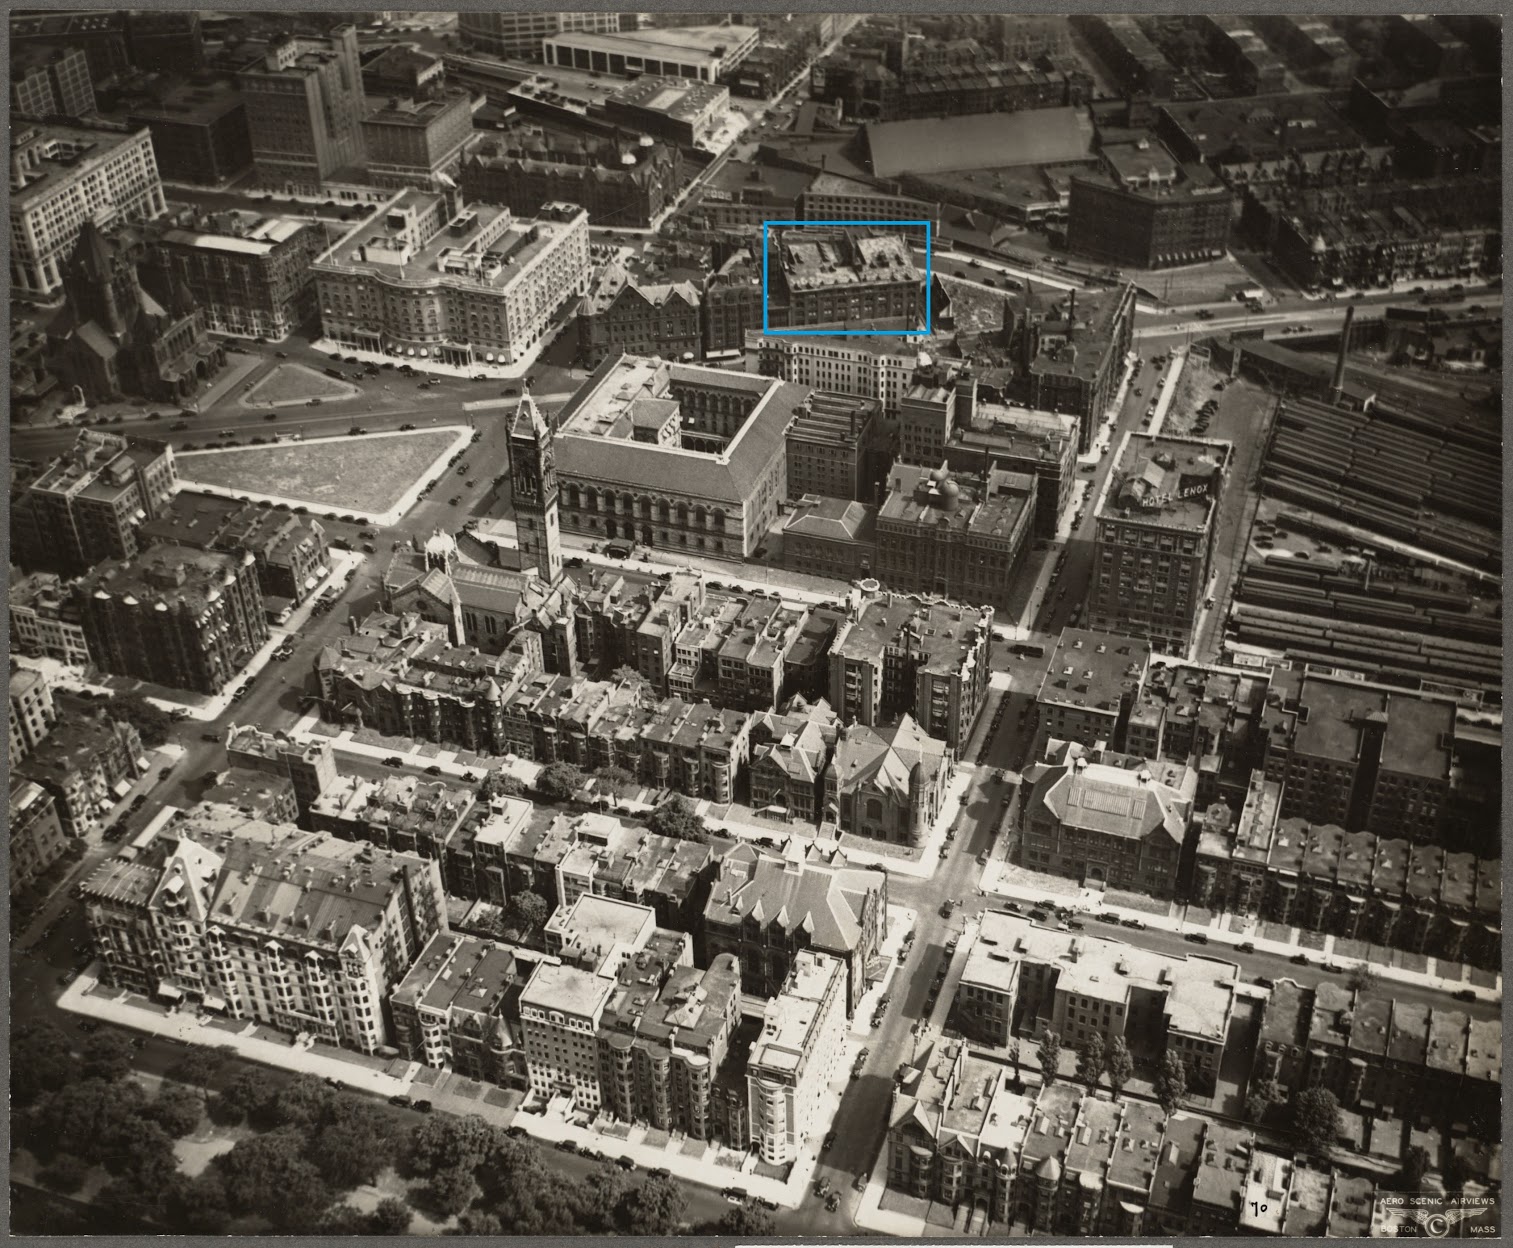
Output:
[{"xmin": 507, "ymin": 389, "xmax": 562, "ymax": 585}]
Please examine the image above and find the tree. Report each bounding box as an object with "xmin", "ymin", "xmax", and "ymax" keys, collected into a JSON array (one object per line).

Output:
[
  {"xmin": 451, "ymin": 1210, "xmax": 505, "ymax": 1234},
  {"xmin": 12, "ymin": 1023, "xmax": 78, "ymax": 1105},
  {"xmin": 368, "ymin": 1197, "xmax": 414, "ymax": 1235},
  {"xmin": 1154, "ymin": 1051, "xmax": 1188, "ymax": 1114},
  {"xmin": 148, "ymin": 1083, "xmax": 206, "ymax": 1138},
  {"xmin": 646, "ymin": 793, "xmax": 709, "ymax": 843},
  {"xmin": 1292, "ymin": 1087, "xmax": 1341, "ymax": 1158},
  {"xmin": 480, "ymin": 770, "xmax": 526, "ymax": 800},
  {"xmin": 535, "ymin": 761, "xmax": 586, "ymax": 803},
  {"xmin": 38, "ymin": 1153, "xmax": 91, "ymax": 1196},
  {"xmin": 166, "ymin": 1171, "xmax": 233, "ymax": 1235},
  {"xmin": 1105, "ymin": 1036, "xmax": 1135, "ymax": 1097},
  {"xmin": 505, "ymin": 889, "xmax": 550, "ymax": 936},
  {"xmin": 426, "ymin": 1163, "xmax": 481, "ymax": 1219},
  {"xmin": 106, "ymin": 692, "xmax": 174, "ymax": 747},
  {"xmin": 168, "ymin": 1045, "xmax": 231, "ymax": 1093},
  {"xmin": 32, "ymin": 1077, "xmax": 149, "ymax": 1166},
  {"xmin": 1345, "ymin": 963, "xmax": 1380, "ymax": 994},
  {"xmin": 80, "ymin": 1029, "xmax": 137, "ymax": 1083},
  {"xmin": 1244, "ymin": 1076, "xmax": 1284, "ymax": 1125},
  {"xmin": 1037, "ymin": 1027, "xmax": 1062, "ymax": 1086},
  {"xmin": 704, "ymin": 1205, "xmax": 777, "ymax": 1235},
  {"xmin": 215, "ymin": 1128, "xmax": 333, "ymax": 1229},
  {"xmin": 1442, "ymin": 1151, "xmax": 1471, "ymax": 1195},
  {"xmin": 1077, "ymin": 1032, "xmax": 1106, "ymax": 1090},
  {"xmin": 313, "ymin": 1102, "xmax": 400, "ymax": 1189},
  {"xmin": 1008, "ymin": 1040, "xmax": 1022, "ymax": 1081},
  {"xmin": 593, "ymin": 764, "xmax": 636, "ymax": 789},
  {"xmin": 404, "ymin": 1113, "xmax": 498, "ymax": 1180},
  {"xmin": 211, "ymin": 1068, "xmax": 268, "ymax": 1125},
  {"xmin": 1397, "ymin": 1144, "xmax": 1432, "ymax": 1192},
  {"xmin": 256, "ymin": 1072, "xmax": 333, "ymax": 1130},
  {"xmin": 618, "ymin": 1176, "xmax": 689, "ymax": 1235}
]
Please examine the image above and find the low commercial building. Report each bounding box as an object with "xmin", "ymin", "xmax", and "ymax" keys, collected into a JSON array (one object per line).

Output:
[
  {"xmin": 149, "ymin": 209, "xmax": 325, "ymax": 341},
  {"xmin": 781, "ymin": 496, "xmax": 877, "ymax": 582},
  {"xmin": 544, "ymin": 24, "xmax": 759, "ymax": 85},
  {"xmin": 9, "ymin": 572, "xmax": 90, "ymax": 666},
  {"xmin": 82, "ymin": 820, "xmax": 448, "ymax": 1052},
  {"xmin": 767, "ymin": 228, "xmax": 925, "ymax": 332},
  {"xmin": 461, "ymin": 129, "xmax": 684, "ymax": 229},
  {"xmin": 1020, "ymin": 739, "xmax": 1196, "ymax": 900},
  {"xmin": 1035, "ymin": 628, "xmax": 1152, "ymax": 751},
  {"xmin": 314, "ymin": 192, "xmax": 591, "ymax": 368},
  {"xmin": 361, "ymin": 90, "xmax": 475, "ymax": 192},
  {"xmin": 785, "ymin": 391, "xmax": 884, "ymax": 503},
  {"xmin": 703, "ymin": 840, "xmax": 887, "ymax": 1014},
  {"xmin": 1087, "ymin": 433, "xmax": 1231, "ymax": 655},
  {"xmin": 828, "ymin": 591, "xmax": 993, "ymax": 753},
  {"xmin": 552, "ymin": 353, "xmax": 806, "ymax": 559},
  {"xmin": 959, "ymin": 911, "xmax": 1238, "ymax": 1092},
  {"xmin": 1068, "ymin": 145, "xmax": 1233, "ymax": 270},
  {"xmin": 746, "ymin": 949, "xmax": 848, "ymax": 1164},
  {"xmin": 875, "ymin": 463, "xmax": 1035, "ymax": 611},
  {"xmin": 14, "ymin": 700, "xmax": 143, "ymax": 838},
  {"xmin": 75, "ymin": 544, "xmax": 267, "ymax": 696},
  {"xmin": 602, "ymin": 75, "xmax": 730, "ymax": 148},
  {"xmin": 10, "ymin": 778, "xmax": 70, "ymax": 897},
  {"xmin": 128, "ymin": 79, "xmax": 251, "ymax": 186}
]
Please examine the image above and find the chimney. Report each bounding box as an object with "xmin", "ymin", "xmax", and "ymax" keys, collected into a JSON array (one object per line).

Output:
[{"xmin": 1330, "ymin": 305, "xmax": 1355, "ymax": 403}]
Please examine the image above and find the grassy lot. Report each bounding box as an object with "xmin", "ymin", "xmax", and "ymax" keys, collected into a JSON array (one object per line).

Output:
[
  {"xmin": 245, "ymin": 364, "xmax": 356, "ymax": 406},
  {"xmin": 179, "ymin": 431, "xmax": 457, "ymax": 513}
]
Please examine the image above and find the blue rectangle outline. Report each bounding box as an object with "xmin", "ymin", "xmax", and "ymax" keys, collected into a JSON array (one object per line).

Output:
[{"xmin": 761, "ymin": 219, "xmax": 932, "ymax": 337}]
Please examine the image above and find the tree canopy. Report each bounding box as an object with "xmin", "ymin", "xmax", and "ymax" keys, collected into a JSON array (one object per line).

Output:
[
  {"xmin": 535, "ymin": 761, "xmax": 586, "ymax": 803},
  {"xmin": 646, "ymin": 793, "xmax": 709, "ymax": 843},
  {"xmin": 1292, "ymin": 1087, "xmax": 1341, "ymax": 1158},
  {"xmin": 1154, "ymin": 1051, "xmax": 1188, "ymax": 1114}
]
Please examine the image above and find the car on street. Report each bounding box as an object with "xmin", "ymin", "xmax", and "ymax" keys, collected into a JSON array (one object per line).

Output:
[
  {"xmin": 1184, "ymin": 932, "xmax": 1209, "ymax": 944},
  {"xmin": 1120, "ymin": 917, "xmax": 1146, "ymax": 930},
  {"xmin": 1453, "ymin": 989, "xmax": 1477, "ymax": 1001},
  {"xmin": 648, "ymin": 1167, "xmax": 671, "ymax": 1179},
  {"xmin": 823, "ymin": 1131, "xmax": 836, "ymax": 1150},
  {"xmin": 381, "ymin": 755, "xmax": 404, "ymax": 767},
  {"xmin": 723, "ymin": 1187, "xmax": 745, "ymax": 1203},
  {"xmin": 854, "ymin": 1174, "xmax": 867, "ymax": 1191},
  {"xmin": 616, "ymin": 1156, "xmax": 636, "ymax": 1171},
  {"xmin": 1289, "ymin": 953, "xmax": 1311, "ymax": 966},
  {"xmin": 414, "ymin": 1100, "xmax": 433, "ymax": 1113},
  {"xmin": 1237, "ymin": 941, "xmax": 1255, "ymax": 953},
  {"xmin": 389, "ymin": 1095, "xmax": 413, "ymax": 1107}
]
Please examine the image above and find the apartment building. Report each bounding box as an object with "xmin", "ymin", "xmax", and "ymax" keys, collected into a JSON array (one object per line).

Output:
[
  {"xmin": 82, "ymin": 820, "xmax": 447, "ymax": 1051},
  {"xmin": 9, "ymin": 664, "xmax": 56, "ymax": 769},
  {"xmin": 10, "ymin": 778, "xmax": 70, "ymax": 897},
  {"xmin": 314, "ymin": 192, "xmax": 591, "ymax": 368},
  {"xmin": 768, "ymin": 228, "xmax": 925, "ymax": 331},
  {"xmin": 9, "ymin": 571, "xmax": 91, "ymax": 667},
  {"xmin": 224, "ymin": 727, "xmax": 339, "ymax": 822},
  {"xmin": 13, "ymin": 700, "xmax": 143, "ymax": 838},
  {"xmin": 9, "ymin": 123, "xmax": 165, "ymax": 298},
  {"xmin": 76, "ymin": 544, "xmax": 268, "ymax": 696},
  {"xmin": 520, "ymin": 960, "xmax": 617, "ymax": 1110},
  {"xmin": 828, "ymin": 592, "xmax": 993, "ymax": 752},
  {"xmin": 746, "ymin": 950, "xmax": 848, "ymax": 1164}
]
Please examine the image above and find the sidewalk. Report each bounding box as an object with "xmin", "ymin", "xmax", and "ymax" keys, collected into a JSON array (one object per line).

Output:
[
  {"xmin": 700, "ymin": 764, "xmax": 978, "ymax": 882},
  {"xmin": 979, "ymin": 861, "xmax": 1500, "ymax": 1000}
]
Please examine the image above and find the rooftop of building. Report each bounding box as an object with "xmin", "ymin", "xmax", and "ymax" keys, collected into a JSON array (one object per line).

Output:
[
  {"xmin": 197, "ymin": 769, "xmax": 296, "ymax": 820},
  {"xmin": 1148, "ymin": 1111, "xmax": 1207, "ymax": 1218},
  {"xmin": 128, "ymin": 78, "xmax": 244, "ymax": 126},
  {"xmin": 704, "ymin": 840, "xmax": 882, "ymax": 954},
  {"xmin": 552, "ymin": 354, "xmax": 806, "ymax": 507},
  {"xmin": 863, "ymin": 107, "xmax": 1094, "ymax": 178},
  {"xmin": 749, "ymin": 949, "xmax": 844, "ymax": 1074},
  {"xmin": 964, "ymin": 911, "xmax": 1237, "ymax": 1044},
  {"xmin": 362, "ymin": 89, "xmax": 470, "ymax": 127},
  {"xmin": 775, "ymin": 229, "xmax": 921, "ymax": 292},
  {"xmin": 81, "ymin": 542, "xmax": 256, "ymax": 615},
  {"xmin": 1159, "ymin": 93, "xmax": 1368, "ymax": 161},
  {"xmin": 879, "ymin": 462, "xmax": 1035, "ymax": 543},
  {"xmin": 1099, "ymin": 433, "xmax": 1229, "ymax": 530},
  {"xmin": 1192, "ymin": 1119, "xmax": 1253, "ymax": 1215},
  {"xmin": 9, "ymin": 568, "xmax": 78, "ymax": 611},
  {"xmin": 783, "ymin": 495, "xmax": 876, "ymax": 546},
  {"xmin": 10, "ymin": 122, "xmax": 153, "ymax": 209},
  {"xmin": 607, "ymin": 72, "xmax": 729, "ymax": 119},
  {"xmin": 920, "ymin": 1045, "xmax": 1037, "ymax": 1154},
  {"xmin": 393, "ymin": 931, "xmax": 536, "ymax": 1019},
  {"xmin": 545, "ymin": 892, "xmax": 657, "ymax": 972},
  {"xmin": 558, "ymin": 22, "xmax": 755, "ymax": 57},
  {"xmin": 787, "ymin": 391, "xmax": 880, "ymax": 446},
  {"xmin": 1025, "ymin": 283, "xmax": 1136, "ymax": 384},
  {"xmin": 519, "ymin": 958, "xmax": 615, "ymax": 1017},
  {"xmin": 965, "ymin": 399, "xmax": 1077, "ymax": 447},
  {"xmin": 1036, "ymin": 627, "xmax": 1151, "ymax": 716},
  {"xmin": 832, "ymin": 591, "xmax": 992, "ymax": 674},
  {"xmin": 28, "ymin": 429, "xmax": 162, "ymax": 497},
  {"xmin": 1027, "ymin": 742, "xmax": 1192, "ymax": 848}
]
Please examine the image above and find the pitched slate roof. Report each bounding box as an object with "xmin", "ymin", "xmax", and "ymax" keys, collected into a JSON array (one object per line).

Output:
[{"xmin": 703, "ymin": 840, "xmax": 882, "ymax": 955}]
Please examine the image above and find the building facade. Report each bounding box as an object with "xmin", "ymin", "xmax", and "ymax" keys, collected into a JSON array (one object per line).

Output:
[
  {"xmin": 361, "ymin": 90, "xmax": 475, "ymax": 192},
  {"xmin": 9, "ymin": 572, "xmax": 91, "ymax": 666},
  {"xmin": 128, "ymin": 79, "xmax": 251, "ymax": 186},
  {"xmin": 12, "ymin": 45, "xmax": 96, "ymax": 118},
  {"xmin": 13, "ymin": 700, "xmax": 143, "ymax": 839},
  {"xmin": 768, "ymin": 228, "xmax": 925, "ymax": 331},
  {"xmin": 9, "ymin": 664, "xmax": 56, "ymax": 769},
  {"xmin": 785, "ymin": 391, "xmax": 883, "ymax": 503},
  {"xmin": 459, "ymin": 11, "xmax": 622, "ymax": 59},
  {"xmin": 10, "ymin": 778, "xmax": 70, "ymax": 897},
  {"xmin": 578, "ymin": 275, "xmax": 702, "ymax": 368}
]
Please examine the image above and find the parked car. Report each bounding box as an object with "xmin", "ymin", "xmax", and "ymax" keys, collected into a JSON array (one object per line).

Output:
[
  {"xmin": 381, "ymin": 755, "xmax": 404, "ymax": 767},
  {"xmin": 1453, "ymin": 988, "xmax": 1477, "ymax": 1002},
  {"xmin": 413, "ymin": 1100, "xmax": 433, "ymax": 1113},
  {"xmin": 1289, "ymin": 952, "xmax": 1311, "ymax": 966},
  {"xmin": 389, "ymin": 1094, "xmax": 413, "ymax": 1107},
  {"xmin": 647, "ymin": 1167, "xmax": 671, "ymax": 1180},
  {"xmin": 616, "ymin": 1155, "xmax": 636, "ymax": 1171},
  {"xmin": 1184, "ymin": 932, "xmax": 1210, "ymax": 945},
  {"xmin": 1237, "ymin": 941, "xmax": 1255, "ymax": 953}
]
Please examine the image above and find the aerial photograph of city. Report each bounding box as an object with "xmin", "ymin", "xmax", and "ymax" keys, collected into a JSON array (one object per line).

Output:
[{"xmin": 6, "ymin": 6, "xmax": 1503, "ymax": 1239}]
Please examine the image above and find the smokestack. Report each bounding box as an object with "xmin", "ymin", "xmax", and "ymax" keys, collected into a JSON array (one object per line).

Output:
[{"xmin": 1331, "ymin": 305, "xmax": 1355, "ymax": 402}]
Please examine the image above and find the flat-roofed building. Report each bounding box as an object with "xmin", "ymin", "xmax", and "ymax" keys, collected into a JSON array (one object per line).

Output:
[
  {"xmin": 10, "ymin": 777, "xmax": 70, "ymax": 897},
  {"xmin": 459, "ymin": 11, "xmax": 622, "ymax": 59},
  {"xmin": 361, "ymin": 90, "xmax": 475, "ymax": 192},
  {"xmin": 944, "ymin": 394, "xmax": 1077, "ymax": 539},
  {"xmin": 9, "ymin": 572, "xmax": 90, "ymax": 667},
  {"xmin": 544, "ymin": 24, "xmax": 759, "ymax": 84},
  {"xmin": 829, "ymin": 591, "xmax": 993, "ymax": 752},
  {"xmin": 13, "ymin": 697, "xmax": 143, "ymax": 838},
  {"xmin": 552, "ymin": 353, "xmax": 805, "ymax": 559},
  {"xmin": 128, "ymin": 79, "xmax": 251, "ymax": 185},
  {"xmin": 9, "ymin": 664, "xmax": 56, "ymax": 768},
  {"xmin": 1017, "ymin": 282, "xmax": 1138, "ymax": 455},
  {"xmin": 9, "ymin": 123, "xmax": 166, "ymax": 298},
  {"xmin": 603, "ymin": 74, "xmax": 731, "ymax": 147},
  {"xmin": 236, "ymin": 26, "xmax": 367, "ymax": 193},
  {"xmin": 519, "ymin": 959, "xmax": 617, "ymax": 1109},
  {"xmin": 768, "ymin": 228, "xmax": 925, "ymax": 332},
  {"xmin": 746, "ymin": 949, "xmax": 847, "ymax": 1164},
  {"xmin": 876, "ymin": 462, "xmax": 1035, "ymax": 610},
  {"xmin": 1035, "ymin": 628, "xmax": 1152, "ymax": 751},
  {"xmin": 1068, "ymin": 144, "xmax": 1233, "ymax": 270},
  {"xmin": 1087, "ymin": 433, "xmax": 1231, "ymax": 654},
  {"xmin": 12, "ymin": 45, "xmax": 96, "ymax": 118},
  {"xmin": 786, "ymin": 391, "xmax": 884, "ymax": 503},
  {"xmin": 314, "ymin": 192, "xmax": 591, "ymax": 368},
  {"xmin": 148, "ymin": 209, "xmax": 324, "ymax": 340},
  {"xmin": 959, "ymin": 910, "xmax": 1239, "ymax": 1092}
]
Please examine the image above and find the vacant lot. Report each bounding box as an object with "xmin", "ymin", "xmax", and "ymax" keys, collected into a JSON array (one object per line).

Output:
[
  {"xmin": 244, "ymin": 363, "xmax": 357, "ymax": 407},
  {"xmin": 179, "ymin": 432, "xmax": 457, "ymax": 513}
]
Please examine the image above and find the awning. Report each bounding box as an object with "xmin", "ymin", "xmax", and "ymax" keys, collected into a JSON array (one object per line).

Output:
[
  {"xmin": 157, "ymin": 981, "xmax": 184, "ymax": 1001},
  {"xmin": 202, "ymin": 994, "xmax": 227, "ymax": 1011}
]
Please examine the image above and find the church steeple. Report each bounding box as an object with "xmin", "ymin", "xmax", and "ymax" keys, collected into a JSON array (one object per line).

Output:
[{"xmin": 507, "ymin": 388, "xmax": 562, "ymax": 586}]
